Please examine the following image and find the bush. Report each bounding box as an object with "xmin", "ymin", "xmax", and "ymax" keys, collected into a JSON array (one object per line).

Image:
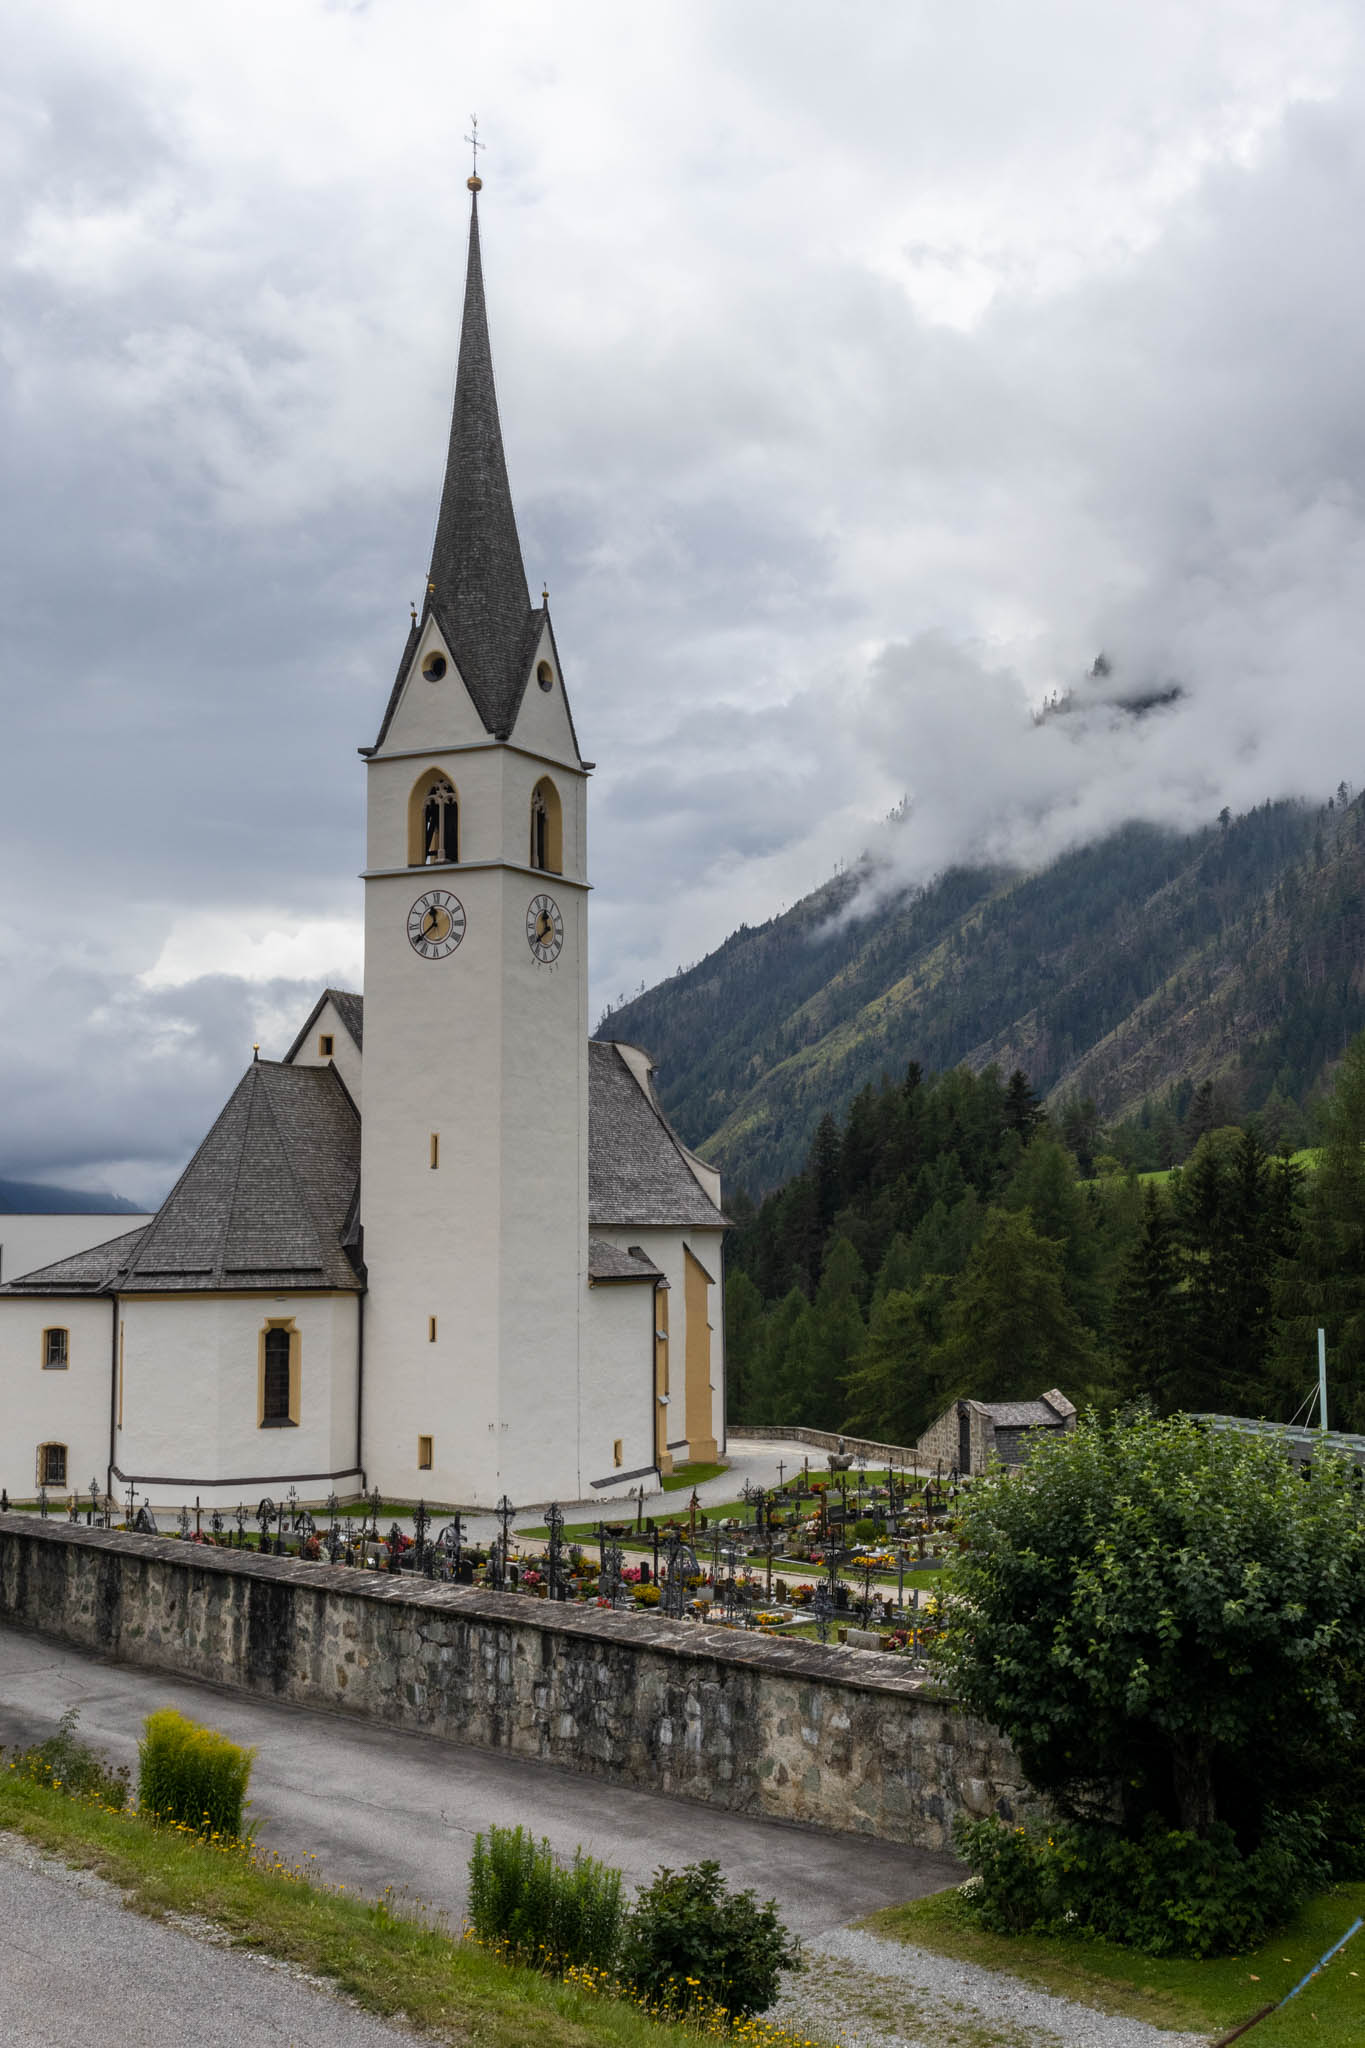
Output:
[
  {"xmin": 621, "ymin": 1859, "xmax": 802, "ymax": 2020},
  {"xmin": 935, "ymin": 1412, "xmax": 1365, "ymax": 1863},
  {"xmin": 954, "ymin": 1809, "xmax": 1330, "ymax": 1958},
  {"xmin": 137, "ymin": 1708, "xmax": 255, "ymax": 1840},
  {"xmin": 8, "ymin": 1706, "xmax": 129, "ymax": 1810},
  {"xmin": 467, "ymin": 1824, "xmax": 624, "ymax": 1973}
]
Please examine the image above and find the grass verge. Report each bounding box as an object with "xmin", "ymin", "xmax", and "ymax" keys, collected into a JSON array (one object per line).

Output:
[
  {"xmin": 660, "ymin": 1463, "xmax": 729, "ymax": 1492},
  {"xmin": 0, "ymin": 1774, "xmax": 817, "ymax": 2047},
  {"xmin": 864, "ymin": 1882, "xmax": 1365, "ymax": 2045}
]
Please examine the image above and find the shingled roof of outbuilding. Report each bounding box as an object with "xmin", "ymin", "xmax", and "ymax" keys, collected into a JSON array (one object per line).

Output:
[
  {"xmin": 4, "ymin": 1062, "xmax": 362, "ymax": 1296},
  {"xmin": 588, "ymin": 1041, "xmax": 727, "ymax": 1230}
]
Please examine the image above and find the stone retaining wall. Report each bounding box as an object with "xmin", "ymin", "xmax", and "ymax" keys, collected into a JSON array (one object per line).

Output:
[
  {"xmin": 727, "ymin": 1425, "xmax": 926, "ymax": 1466},
  {"xmin": 0, "ymin": 1515, "xmax": 1027, "ymax": 1849}
]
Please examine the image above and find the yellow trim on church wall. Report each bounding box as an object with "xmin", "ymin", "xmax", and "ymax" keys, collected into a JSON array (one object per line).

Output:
[
  {"xmin": 257, "ymin": 1318, "xmax": 301, "ymax": 1428},
  {"xmin": 654, "ymin": 1283, "xmax": 673, "ymax": 1475},
  {"xmin": 683, "ymin": 1247, "xmax": 718, "ymax": 1463}
]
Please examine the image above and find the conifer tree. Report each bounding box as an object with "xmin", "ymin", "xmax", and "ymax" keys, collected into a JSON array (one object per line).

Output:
[
  {"xmin": 1276, "ymin": 1033, "xmax": 1365, "ymax": 1431},
  {"xmin": 1113, "ymin": 1184, "xmax": 1183, "ymax": 1410},
  {"xmin": 929, "ymin": 1208, "xmax": 1099, "ymax": 1403}
]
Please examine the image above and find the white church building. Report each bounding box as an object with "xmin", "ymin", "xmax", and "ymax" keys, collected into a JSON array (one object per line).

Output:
[{"xmin": 0, "ymin": 180, "xmax": 727, "ymax": 1511}]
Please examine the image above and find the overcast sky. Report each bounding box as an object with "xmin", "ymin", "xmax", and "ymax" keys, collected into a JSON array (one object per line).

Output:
[{"xmin": 4, "ymin": 0, "xmax": 1365, "ymax": 1203}]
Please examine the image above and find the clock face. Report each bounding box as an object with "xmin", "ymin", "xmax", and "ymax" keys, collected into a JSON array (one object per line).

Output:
[
  {"xmin": 407, "ymin": 889, "xmax": 466, "ymax": 960},
  {"xmin": 526, "ymin": 892, "xmax": 565, "ymax": 963}
]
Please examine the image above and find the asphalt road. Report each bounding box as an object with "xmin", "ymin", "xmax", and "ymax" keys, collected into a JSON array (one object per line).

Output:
[
  {"xmin": 0, "ymin": 1625, "xmax": 961, "ymax": 1937},
  {"xmin": 0, "ymin": 1831, "xmax": 427, "ymax": 2047}
]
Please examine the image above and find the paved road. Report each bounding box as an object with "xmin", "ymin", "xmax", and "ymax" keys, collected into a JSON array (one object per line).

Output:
[
  {"xmin": 0, "ymin": 1627, "xmax": 961, "ymax": 1936},
  {"xmin": 0, "ymin": 1831, "xmax": 426, "ymax": 2047}
]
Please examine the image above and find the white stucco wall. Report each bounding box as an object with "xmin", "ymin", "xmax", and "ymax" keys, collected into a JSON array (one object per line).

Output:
[
  {"xmin": 285, "ymin": 996, "xmax": 363, "ymax": 1110},
  {"xmin": 360, "ymin": 716, "xmax": 590, "ymax": 1508},
  {"xmin": 0, "ymin": 1297, "xmax": 115, "ymax": 1500},
  {"xmin": 592, "ymin": 1226, "xmax": 727, "ymax": 1460},
  {"xmin": 115, "ymin": 1292, "xmax": 360, "ymax": 1506},
  {"xmin": 582, "ymin": 1279, "xmax": 657, "ymax": 1489},
  {"xmin": 0, "ymin": 1217, "xmax": 153, "ymax": 1287}
]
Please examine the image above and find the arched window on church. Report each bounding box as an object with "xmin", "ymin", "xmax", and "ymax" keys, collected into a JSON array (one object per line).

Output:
[
  {"xmin": 260, "ymin": 1324, "xmax": 297, "ymax": 1428},
  {"xmin": 530, "ymin": 776, "xmax": 562, "ymax": 874},
  {"xmin": 407, "ymin": 771, "xmax": 460, "ymax": 867}
]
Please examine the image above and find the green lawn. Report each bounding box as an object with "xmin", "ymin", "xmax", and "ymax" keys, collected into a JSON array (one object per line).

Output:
[
  {"xmin": 659, "ymin": 1462, "xmax": 729, "ymax": 1491},
  {"xmin": 0, "ymin": 1772, "xmax": 815, "ymax": 2047},
  {"xmin": 866, "ymin": 1882, "xmax": 1365, "ymax": 2045}
]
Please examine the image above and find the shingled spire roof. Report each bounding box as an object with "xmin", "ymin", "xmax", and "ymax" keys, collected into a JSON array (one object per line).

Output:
[{"xmin": 395, "ymin": 185, "xmax": 546, "ymax": 746}]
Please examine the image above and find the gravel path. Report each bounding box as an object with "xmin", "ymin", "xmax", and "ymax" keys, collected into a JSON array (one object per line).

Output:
[{"xmin": 769, "ymin": 1926, "xmax": 1209, "ymax": 2048}]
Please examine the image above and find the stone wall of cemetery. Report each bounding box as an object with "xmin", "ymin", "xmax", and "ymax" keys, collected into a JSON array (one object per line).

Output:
[{"xmin": 0, "ymin": 1514, "xmax": 1028, "ymax": 1849}]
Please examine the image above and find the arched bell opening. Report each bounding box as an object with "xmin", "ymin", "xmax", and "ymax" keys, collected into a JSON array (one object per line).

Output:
[
  {"xmin": 407, "ymin": 769, "xmax": 460, "ymax": 867},
  {"xmin": 530, "ymin": 776, "xmax": 562, "ymax": 874}
]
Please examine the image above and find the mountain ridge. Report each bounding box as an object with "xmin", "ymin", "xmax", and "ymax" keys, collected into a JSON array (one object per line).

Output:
[{"xmin": 597, "ymin": 793, "xmax": 1364, "ymax": 1193}]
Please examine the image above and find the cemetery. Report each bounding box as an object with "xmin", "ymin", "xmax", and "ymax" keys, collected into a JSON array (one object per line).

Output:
[{"xmin": 1, "ymin": 1446, "xmax": 967, "ymax": 1665}]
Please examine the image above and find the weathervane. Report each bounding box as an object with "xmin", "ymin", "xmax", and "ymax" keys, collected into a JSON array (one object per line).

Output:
[{"xmin": 465, "ymin": 115, "xmax": 485, "ymax": 191}]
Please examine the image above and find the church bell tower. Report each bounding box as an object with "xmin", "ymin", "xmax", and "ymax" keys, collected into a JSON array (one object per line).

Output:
[{"xmin": 358, "ymin": 174, "xmax": 591, "ymax": 1506}]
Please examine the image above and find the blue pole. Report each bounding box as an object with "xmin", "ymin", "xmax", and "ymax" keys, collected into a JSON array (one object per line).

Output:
[
  {"xmin": 1275, "ymin": 1914, "xmax": 1362, "ymax": 2012},
  {"xmin": 1318, "ymin": 1326, "xmax": 1328, "ymax": 1431}
]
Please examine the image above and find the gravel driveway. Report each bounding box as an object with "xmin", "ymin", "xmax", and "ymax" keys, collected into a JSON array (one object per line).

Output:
[{"xmin": 769, "ymin": 1926, "xmax": 1209, "ymax": 2048}]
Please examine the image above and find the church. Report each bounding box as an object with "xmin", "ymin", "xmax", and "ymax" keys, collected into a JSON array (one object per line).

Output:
[{"xmin": 0, "ymin": 177, "xmax": 728, "ymax": 1512}]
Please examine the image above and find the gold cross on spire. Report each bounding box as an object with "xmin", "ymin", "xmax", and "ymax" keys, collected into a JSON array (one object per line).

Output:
[{"xmin": 465, "ymin": 115, "xmax": 485, "ymax": 191}]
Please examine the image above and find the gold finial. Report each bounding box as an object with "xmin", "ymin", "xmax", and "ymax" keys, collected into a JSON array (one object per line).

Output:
[
  {"xmin": 252, "ymin": 1043, "xmax": 260, "ymax": 1062},
  {"xmin": 465, "ymin": 115, "xmax": 484, "ymax": 191},
  {"xmin": 409, "ymin": 600, "xmax": 417, "ymax": 627},
  {"xmin": 542, "ymin": 583, "xmax": 549, "ymax": 607},
  {"xmin": 428, "ymin": 579, "xmax": 436, "ymax": 595}
]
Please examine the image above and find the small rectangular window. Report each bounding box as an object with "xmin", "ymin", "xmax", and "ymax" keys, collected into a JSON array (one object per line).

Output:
[
  {"xmin": 428, "ymin": 1315, "xmax": 437, "ymax": 1342},
  {"xmin": 613, "ymin": 1438, "xmax": 623, "ymax": 1468},
  {"xmin": 42, "ymin": 1327, "xmax": 68, "ymax": 1370},
  {"xmin": 39, "ymin": 1443, "xmax": 67, "ymax": 1488},
  {"xmin": 429, "ymin": 1132, "xmax": 440, "ymax": 1169},
  {"xmin": 417, "ymin": 1435, "xmax": 433, "ymax": 1470},
  {"xmin": 319, "ymin": 1033, "xmax": 335, "ymax": 1057}
]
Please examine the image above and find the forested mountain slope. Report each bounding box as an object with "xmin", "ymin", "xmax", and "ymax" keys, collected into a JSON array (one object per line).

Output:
[{"xmin": 598, "ymin": 793, "xmax": 1365, "ymax": 1194}]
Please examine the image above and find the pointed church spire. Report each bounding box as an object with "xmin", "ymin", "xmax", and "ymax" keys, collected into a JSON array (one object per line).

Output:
[{"xmin": 423, "ymin": 180, "xmax": 539, "ymax": 737}]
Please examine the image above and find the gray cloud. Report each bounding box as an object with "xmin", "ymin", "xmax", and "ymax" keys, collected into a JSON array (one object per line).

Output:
[{"xmin": 2, "ymin": 0, "xmax": 1363, "ymax": 1196}]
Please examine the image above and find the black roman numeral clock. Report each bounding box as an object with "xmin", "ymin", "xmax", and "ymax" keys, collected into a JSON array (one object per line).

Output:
[
  {"xmin": 526, "ymin": 893, "xmax": 564, "ymax": 963},
  {"xmin": 407, "ymin": 889, "xmax": 466, "ymax": 959}
]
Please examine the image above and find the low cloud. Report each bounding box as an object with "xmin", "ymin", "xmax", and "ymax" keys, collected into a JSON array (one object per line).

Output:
[{"xmin": 3, "ymin": 0, "xmax": 1365, "ymax": 1191}]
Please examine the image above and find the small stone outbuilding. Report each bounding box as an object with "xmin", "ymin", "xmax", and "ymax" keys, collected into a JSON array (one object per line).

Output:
[{"xmin": 916, "ymin": 1390, "xmax": 1076, "ymax": 1477}]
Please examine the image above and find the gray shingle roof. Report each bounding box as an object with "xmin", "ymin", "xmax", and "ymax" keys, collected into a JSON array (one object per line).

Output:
[
  {"xmin": 370, "ymin": 193, "xmax": 550, "ymax": 750},
  {"xmin": 0, "ymin": 1225, "xmax": 149, "ymax": 1292},
  {"xmin": 588, "ymin": 1239, "xmax": 662, "ymax": 1283},
  {"xmin": 588, "ymin": 1041, "xmax": 727, "ymax": 1229},
  {"xmin": 4, "ymin": 1062, "xmax": 361, "ymax": 1296},
  {"xmin": 981, "ymin": 1400, "xmax": 1067, "ymax": 1428}
]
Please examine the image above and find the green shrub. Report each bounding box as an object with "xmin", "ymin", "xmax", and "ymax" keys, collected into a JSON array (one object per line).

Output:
[
  {"xmin": 8, "ymin": 1706, "xmax": 129, "ymax": 1810},
  {"xmin": 467, "ymin": 1824, "xmax": 624, "ymax": 1973},
  {"xmin": 851, "ymin": 1517, "xmax": 880, "ymax": 1544},
  {"xmin": 621, "ymin": 1859, "xmax": 802, "ymax": 2020},
  {"xmin": 953, "ymin": 1808, "xmax": 1330, "ymax": 1958},
  {"xmin": 137, "ymin": 1708, "xmax": 254, "ymax": 1841}
]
